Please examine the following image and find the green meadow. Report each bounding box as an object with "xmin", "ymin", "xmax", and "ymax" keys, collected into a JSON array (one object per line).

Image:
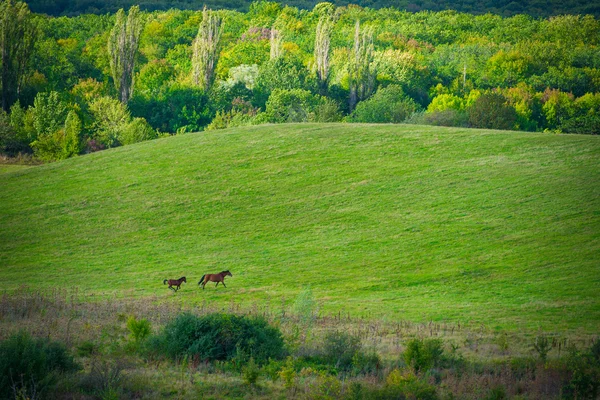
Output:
[{"xmin": 1, "ymin": 124, "xmax": 599, "ymax": 333}]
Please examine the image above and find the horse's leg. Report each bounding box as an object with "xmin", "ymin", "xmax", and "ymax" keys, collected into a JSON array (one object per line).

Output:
[
  {"xmin": 215, "ymin": 281, "xmax": 219, "ymax": 287},
  {"xmin": 222, "ymin": 281, "xmax": 227, "ymax": 288}
]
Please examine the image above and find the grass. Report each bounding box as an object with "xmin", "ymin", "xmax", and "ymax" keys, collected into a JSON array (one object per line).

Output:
[{"xmin": 1, "ymin": 123, "xmax": 599, "ymax": 333}]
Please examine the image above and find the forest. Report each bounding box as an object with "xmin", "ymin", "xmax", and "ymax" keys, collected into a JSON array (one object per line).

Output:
[
  {"xmin": 23, "ymin": 0, "xmax": 600, "ymax": 18},
  {"xmin": 1, "ymin": 0, "xmax": 600, "ymax": 161}
]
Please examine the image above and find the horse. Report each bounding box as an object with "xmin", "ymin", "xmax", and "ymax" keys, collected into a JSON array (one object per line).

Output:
[
  {"xmin": 198, "ymin": 271, "xmax": 232, "ymax": 290},
  {"xmin": 163, "ymin": 276, "xmax": 187, "ymax": 291}
]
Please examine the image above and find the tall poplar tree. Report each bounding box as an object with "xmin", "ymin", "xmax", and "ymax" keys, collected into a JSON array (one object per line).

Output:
[
  {"xmin": 348, "ymin": 20, "xmax": 375, "ymax": 112},
  {"xmin": 192, "ymin": 8, "xmax": 223, "ymax": 91},
  {"xmin": 0, "ymin": 0, "xmax": 37, "ymax": 112},
  {"xmin": 314, "ymin": 12, "xmax": 334, "ymax": 92},
  {"xmin": 108, "ymin": 6, "xmax": 144, "ymax": 103},
  {"xmin": 270, "ymin": 27, "xmax": 283, "ymax": 60}
]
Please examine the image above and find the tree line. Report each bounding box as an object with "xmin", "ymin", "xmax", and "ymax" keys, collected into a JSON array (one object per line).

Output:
[
  {"xmin": 1, "ymin": 0, "xmax": 599, "ymax": 161},
  {"xmin": 23, "ymin": 0, "xmax": 600, "ymax": 18}
]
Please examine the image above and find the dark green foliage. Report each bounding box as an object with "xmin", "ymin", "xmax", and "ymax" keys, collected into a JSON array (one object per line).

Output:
[
  {"xmin": 322, "ymin": 330, "xmax": 362, "ymax": 372},
  {"xmin": 149, "ymin": 313, "xmax": 285, "ymax": 364},
  {"xmin": 468, "ymin": 93, "xmax": 517, "ymax": 130},
  {"xmin": 260, "ymin": 88, "xmax": 337, "ymax": 123},
  {"xmin": 22, "ymin": 0, "xmax": 600, "ymax": 18},
  {"xmin": 403, "ymin": 338, "xmax": 444, "ymax": 373},
  {"xmin": 563, "ymin": 341, "xmax": 600, "ymax": 400},
  {"xmin": 128, "ymin": 86, "xmax": 211, "ymax": 133},
  {"xmin": 348, "ymin": 85, "xmax": 419, "ymax": 123},
  {"xmin": 0, "ymin": 331, "xmax": 78, "ymax": 400},
  {"xmin": 76, "ymin": 341, "xmax": 101, "ymax": 357},
  {"xmin": 415, "ymin": 109, "xmax": 470, "ymax": 127}
]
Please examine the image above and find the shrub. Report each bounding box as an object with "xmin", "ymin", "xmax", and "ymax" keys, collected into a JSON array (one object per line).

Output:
[
  {"xmin": 261, "ymin": 88, "xmax": 334, "ymax": 123},
  {"xmin": 348, "ymin": 85, "xmax": 420, "ymax": 123},
  {"xmin": 383, "ymin": 368, "xmax": 439, "ymax": 400},
  {"xmin": 427, "ymin": 93, "xmax": 464, "ymax": 112},
  {"xmin": 468, "ymin": 92, "xmax": 517, "ymax": 130},
  {"xmin": 532, "ymin": 335, "xmax": 552, "ymax": 362},
  {"xmin": 127, "ymin": 316, "xmax": 151, "ymax": 343},
  {"xmin": 322, "ymin": 330, "xmax": 362, "ymax": 372},
  {"xmin": 409, "ymin": 109, "xmax": 469, "ymax": 127},
  {"xmin": 563, "ymin": 342, "xmax": 600, "ymax": 399},
  {"xmin": 0, "ymin": 331, "xmax": 78, "ymax": 400},
  {"xmin": 120, "ymin": 118, "xmax": 157, "ymax": 146},
  {"xmin": 242, "ymin": 357, "xmax": 261, "ymax": 386},
  {"xmin": 149, "ymin": 313, "xmax": 285, "ymax": 364},
  {"xmin": 403, "ymin": 338, "xmax": 444, "ymax": 373}
]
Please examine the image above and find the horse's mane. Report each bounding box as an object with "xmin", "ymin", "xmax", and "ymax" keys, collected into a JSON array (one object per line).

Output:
[{"xmin": 179, "ymin": 276, "xmax": 186, "ymax": 280}]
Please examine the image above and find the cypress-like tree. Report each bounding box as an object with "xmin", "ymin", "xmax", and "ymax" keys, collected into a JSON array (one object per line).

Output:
[
  {"xmin": 0, "ymin": 0, "xmax": 37, "ymax": 112},
  {"xmin": 348, "ymin": 20, "xmax": 375, "ymax": 112},
  {"xmin": 192, "ymin": 8, "xmax": 223, "ymax": 91},
  {"xmin": 108, "ymin": 6, "xmax": 144, "ymax": 103},
  {"xmin": 62, "ymin": 110, "xmax": 81, "ymax": 158}
]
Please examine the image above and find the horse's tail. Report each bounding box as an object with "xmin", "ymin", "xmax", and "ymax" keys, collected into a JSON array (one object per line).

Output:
[
  {"xmin": 198, "ymin": 275, "xmax": 206, "ymax": 285},
  {"xmin": 163, "ymin": 279, "xmax": 167, "ymax": 285}
]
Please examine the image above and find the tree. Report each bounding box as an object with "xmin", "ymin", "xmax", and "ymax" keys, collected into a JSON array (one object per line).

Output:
[
  {"xmin": 348, "ymin": 20, "xmax": 375, "ymax": 112},
  {"xmin": 108, "ymin": 6, "xmax": 144, "ymax": 103},
  {"xmin": 0, "ymin": 0, "xmax": 37, "ymax": 111},
  {"xmin": 468, "ymin": 92, "xmax": 517, "ymax": 130},
  {"xmin": 314, "ymin": 10, "xmax": 334, "ymax": 92},
  {"xmin": 62, "ymin": 110, "xmax": 81, "ymax": 158},
  {"xmin": 269, "ymin": 26, "xmax": 283, "ymax": 60},
  {"xmin": 348, "ymin": 85, "xmax": 419, "ymax": 123},
  {"xmin": 192, "ymin": 8, "xmax": 223, "ymax": 91}
]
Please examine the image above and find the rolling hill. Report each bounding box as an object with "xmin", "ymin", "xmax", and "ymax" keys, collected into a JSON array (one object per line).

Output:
[{"xmin": 1, "ymin": 124, "xmax": 599, "ymax": 333}]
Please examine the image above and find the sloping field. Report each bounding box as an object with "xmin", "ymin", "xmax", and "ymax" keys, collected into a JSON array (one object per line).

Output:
[{"xmin": 1, "ymin": 124, "xmax": 599, "ymax": 332}]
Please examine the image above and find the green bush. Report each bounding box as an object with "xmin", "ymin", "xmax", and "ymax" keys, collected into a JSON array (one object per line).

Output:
[
  {"xmin": 467, "ymin": 92, "xmax": 517, "ymax": 130},
  {"xmin": 347, "ymin": 85, "xmax": 420, "ymax": 123},
  {"xmin": 148, "ymin": 313, "xmax": 285, "ymax": 364},
  {"xmin": 310, "ymin": 330, "xmax": 380, "ymax": 374},
  {"xmin": 242, "ymin": 357, "xmax": 261, "ymax": 386},
  {"xmin": 126, "ymin": 316, "xmax": 152, "ymax": 343},
  {"xmin": 261, "ymin": 88, "xmax": 335, "ymax": 123},
  {"xmin": 403, "ymin": 338, "xmax": 444, "ymax": 373},
  {"xmin": 120, "ymin": 118, "xmax": 157, "ymax": 146},
  {"xmin": 563, "ymin": 341, "xmax": 600, "ymax": 400},
  {"xmin": 0, "ymin": 331, "xmax": 78, "ymax": 400}
]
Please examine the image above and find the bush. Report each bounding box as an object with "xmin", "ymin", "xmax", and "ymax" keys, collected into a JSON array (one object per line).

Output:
[
  {"xmin": 242, "ymin": 357, "xmax": 261, "ymax": 386},
  {"xmin": 261, "ymin": 88, "xmax": 335, "ymax": 123},
  {"xmin": 148, "ymin": 313, "xmax": 285, "ymax": 364},
  {"xmin": 382, "ymin": 368, "xmax": 439, "ymax": 400},
  {"xmin": 348, "ymin": 85, "xmax": 420, "ymax": 123},
  {"xmin": 468, "ymin": 92, "xmax": 517, "ymax": 130},
  {"xmin": 403, "ymin": 338, "xmax": 444, "ymax": 373},
  {"xmin": 0, "ymin": 331, "xmax": 78, "ymax": 400},
  {"xmin": 120, "ymin": 117, "xmax": 157, "ymax": 145},
  {"xmin": 408, "ymin": 109, "xmax": 469, "ymax": 127},
  {"xmin": 127, "ymin": 316, "xmax": 151, "ymax": 343},
  {"xmin": 322, "ymin": 331, "xmax": 362, "ymax": 372}
]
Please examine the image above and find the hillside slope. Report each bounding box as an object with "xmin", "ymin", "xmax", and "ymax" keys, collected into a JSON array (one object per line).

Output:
[{"xmin": 1, "ymin": 124, "xmax": 599, "ymax": 332}]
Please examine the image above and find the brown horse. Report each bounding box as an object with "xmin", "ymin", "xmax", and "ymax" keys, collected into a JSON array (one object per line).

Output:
[
  {"xmin": 163, "ymin": 276, "xmax": 187, "ymax": 291},
  {"xmin": 198, "ymin": 271, "xmax": 232, "ymax": 290}
]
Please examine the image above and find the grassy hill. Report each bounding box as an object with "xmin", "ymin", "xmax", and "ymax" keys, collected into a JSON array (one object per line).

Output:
[{"xmin": 1, "ymin": 123, "xmax": 599, "ymax": 333}]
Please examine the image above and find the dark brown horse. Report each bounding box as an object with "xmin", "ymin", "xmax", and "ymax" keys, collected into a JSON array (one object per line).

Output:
[
  {"xmin": 198, "ymin": 271, "xmax": 232, "ymax": 290},
  {"xmin": 163, "ymin": 276, "xmax": 186, "ymax": 291}
]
